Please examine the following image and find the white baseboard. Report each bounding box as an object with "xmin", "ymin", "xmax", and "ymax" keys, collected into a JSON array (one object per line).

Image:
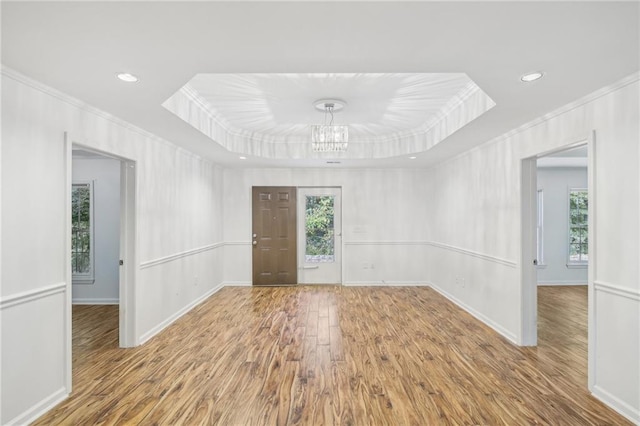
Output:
[
  {"xmin": 222, "ymin": 281, "xmax": 252, "ymax": 287},
  {"xmin": 428, "ymin": 282, "xmax": 518, "ymax": 344},
  {"xmin": 139, "ymin": 283, "xmax": 224, "ymax": 345},
  {"xmin": 72, "ymin": 298, "xmax": 119, "ymax": 305},
  {"xmin": 343, "ymin": 281, "xmax": 428, "ymax": 286},
  {"xmin": 537, "ymin": 281, "xmax": 587, "ymax": 286},
  {"xmin": 6, "ymin": 387, "xmax": 68, "ymax": 426},
  {"xmin": 592, "ymin": 385, "xmax": 640, "ymax": 424}
]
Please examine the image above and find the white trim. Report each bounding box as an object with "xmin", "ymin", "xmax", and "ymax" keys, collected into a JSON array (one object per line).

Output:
[
  {"xmin": 428, "ymin": 282, "xmax": 518, "ymax": 344},
  {"xmin": 139, "ymin": 283, "xmax": 225, "ymax": 345},
  {"xmin": 343, "ymin": 281, "xmax": 427, "ymax": 287},
  {"xmin": 140, "ymin": 242, "xmax": 224, "ymax": 269},
  {"xmin": 344, "ymin": 240, "xmax": 516, "ymax": 268},
  {"xmin": 587, "ymin": 131, "xmax": 597, "ymax": 392},
  {"xmin": 537, "ymin": 281, "xmax": 587, "ymax": 286},
  {"xmin": 594, "ymin": 281, "xmax": 640, "ymax": 302},
  {"xmin": 344, "ymin": 240, "xmax": 428, "ymax": 246},
  {"xmin": 592, "ymin": 385, "xmax": 640, "ymax": 425},
  {"xmin": 222, "ymin": 281, "xmax": 252, "ymax": 287},
  {"xmin": 0, "ymin": 282, "xmax": 66, "ymax": 310},
  {"xmin": 64, "ymin": 134, "xmax": 74, "ymax": 394},
  {"xmin": 4, "ymin": 387, "xmax": 68, "ymax": 426},
  {"xmin": 425, "ymin": 241, "xmax": 517, "ymax": 268},
  {"xmin": 1, "ymin": 66, "xmax": 204, "ymax": 162},
  {"xmin": 72, "ymin": 298, "xmax": 119, "ymax": 305}
]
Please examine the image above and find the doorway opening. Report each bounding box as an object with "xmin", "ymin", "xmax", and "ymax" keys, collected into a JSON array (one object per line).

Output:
[
  {"xmin": 64, "ymin": 134, "xmax": 137, "ymax": 390},
  {"xmin": 521, "ymin": 133, "xmax": 594, "ymax": 390}
]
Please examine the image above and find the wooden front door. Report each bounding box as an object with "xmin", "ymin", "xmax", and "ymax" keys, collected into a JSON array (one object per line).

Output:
[{"xmin": 252, "ymin": 187, "xmax": 297, "ymax": 286}]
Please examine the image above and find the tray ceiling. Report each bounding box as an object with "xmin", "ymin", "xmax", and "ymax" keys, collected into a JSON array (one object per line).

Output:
[{"xmin": 163, "ymin": 73, "xmax": 495, "ymax": 159}]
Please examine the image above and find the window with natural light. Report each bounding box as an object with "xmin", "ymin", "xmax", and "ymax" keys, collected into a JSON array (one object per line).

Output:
[
  {"xmin": 536, "ymin": 189, "xmax": 544, "ymax": 266},
  {"xmin": 568, "ymin": 188, "xmax": 588, "ymax": 264},
  {"xmin": 72, "ymin": 182, "xmax": 94, "ymax": 283},
  {"xmin": 305, "ymin": 195, "xmax": 335, "ymax": 263}
]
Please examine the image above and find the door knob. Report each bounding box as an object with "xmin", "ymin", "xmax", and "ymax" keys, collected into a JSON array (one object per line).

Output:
[
  {"xmin": 253, "ymin": 241, "xmax": 257, "ymax": 246},
  {"xmin": 253, "ymin": 233, "xmax": 257, "ymax": 238}
]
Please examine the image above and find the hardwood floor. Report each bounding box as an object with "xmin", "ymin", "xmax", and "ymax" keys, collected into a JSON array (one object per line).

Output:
[{"xmin": 35, "ymin": 285, "xmax": 630, "ymax": 425}]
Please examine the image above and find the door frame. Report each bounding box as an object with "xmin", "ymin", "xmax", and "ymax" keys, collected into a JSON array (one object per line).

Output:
[
  {"xmin": 64, "ymin": 133, "xmax": 138, "ymax": 389},
  {"xmin": 520, "ymin": 131, "xmax": 595, "ymax": 388},
  {"xmin": 296, "ymin": 186, "xmax": 343, "ymax": 285}
]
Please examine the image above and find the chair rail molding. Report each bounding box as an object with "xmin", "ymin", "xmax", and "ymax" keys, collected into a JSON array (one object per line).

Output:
[
  {"xmin": 593, "ymin": 281, "xmax": 640, "ymax": 301},
  {"xmin": 140, "ymin": 242, "xmax": 224, "ymax": 269},
  {"xmin": 0, "ymin": 282, "xmax": 67, "ymax": 310}
]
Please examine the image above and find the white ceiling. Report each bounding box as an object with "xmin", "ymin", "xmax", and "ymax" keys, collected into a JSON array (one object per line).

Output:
[
  {"xmin": 2, "ymin": 1, "xmax": 638, "ymax": 168},
  {"xmin": 164, "ymin": 73, "xmax": 495, "ymax": 159}
]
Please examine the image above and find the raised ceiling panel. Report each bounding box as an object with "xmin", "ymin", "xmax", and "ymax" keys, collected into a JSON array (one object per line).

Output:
[{"xmin": 162, "ymin": 73, "xmax": 496, "ymax": 160}]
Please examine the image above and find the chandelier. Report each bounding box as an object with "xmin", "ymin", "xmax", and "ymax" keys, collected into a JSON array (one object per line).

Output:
[{"xmin": 311, "ymin": 99, "xmax": 348, "ymax": 152}]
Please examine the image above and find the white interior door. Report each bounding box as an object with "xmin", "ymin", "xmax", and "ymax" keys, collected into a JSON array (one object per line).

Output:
[{"xmin": 297, "ymin": 187, "xmax": 342, "ymax": 284}]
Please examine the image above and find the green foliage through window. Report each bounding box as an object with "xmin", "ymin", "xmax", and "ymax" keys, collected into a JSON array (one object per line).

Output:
[
  {"xmin": 569, "ymin": 189, "xmax": 588, "ymax": 263},
  {"xmin": 72, "ymin": 183, "xmax": 92, "ymax": 275},
  {"xmin": 305, "ymin": 196, "xmax": 335, "ymax": 262}
]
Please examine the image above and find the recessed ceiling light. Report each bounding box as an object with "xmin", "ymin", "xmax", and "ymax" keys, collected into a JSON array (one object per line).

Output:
[
  {"xmin": 239, "ymin": 156, "xmax": 247, "ymax": 160},
  {"xmin": 520, "ymin": 71, "xmax": 544, "ymax": 83},
  {"xmin": 409, "ymin": 156, "xmax": 417, "ymax": 160},
  {"xmin": 116, "ymin": 72, "xmax": 139, "ymax": 83}
]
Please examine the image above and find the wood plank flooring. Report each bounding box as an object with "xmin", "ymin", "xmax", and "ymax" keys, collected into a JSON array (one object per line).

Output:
[{"xmin": 35, "ymin": 285, "xmax": 630, "ymax": 425}]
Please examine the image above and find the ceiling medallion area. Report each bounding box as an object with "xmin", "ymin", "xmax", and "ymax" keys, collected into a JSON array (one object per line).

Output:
[{"xmin": 162, "ymin": 73, "xmax": 496, "ymax": 160}]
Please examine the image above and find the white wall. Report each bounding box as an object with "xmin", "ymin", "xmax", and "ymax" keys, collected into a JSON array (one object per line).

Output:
[
  {"xmin": 536, "ymin": 167, "xmax": 588, "ymax": 285},
  {"xmin": 424, "ymin": 76, "xmax": 640, "ymax": 422},
  {"xmin": 72, "ymin": 157, "xmax": 121, "ymax": 304},
  {"xmin": 0, "ymin": 70, "xmax": 225, "ymax": 425},
  {"xmin": 223, "ymin": 168, "xmax": 430, "ymax": 286}
]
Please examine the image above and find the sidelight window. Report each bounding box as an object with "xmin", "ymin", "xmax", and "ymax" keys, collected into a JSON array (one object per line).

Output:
[{"xmin": 305, "ymin": 195, "xmax": 335, "ymax": 263}]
